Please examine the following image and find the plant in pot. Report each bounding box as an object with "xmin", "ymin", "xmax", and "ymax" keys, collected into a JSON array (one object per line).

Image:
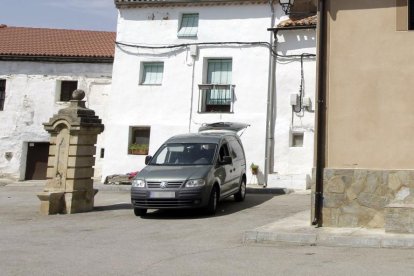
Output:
[
  {"xmin": 129, "ymin": 143, "xmax": 149, "ymax": 155},
  {"xmin": 250, "ymin": 163, "xmax": 259, "ymax": 175}
]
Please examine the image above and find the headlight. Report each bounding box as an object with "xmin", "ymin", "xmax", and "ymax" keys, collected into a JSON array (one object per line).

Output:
[
  {"xmin": 185, "ymin": 179, "xmax": 206, "ymax": 188},
  {"xmin": 132, "ymin": 179, "xmax": 146, "ymax": 188}
]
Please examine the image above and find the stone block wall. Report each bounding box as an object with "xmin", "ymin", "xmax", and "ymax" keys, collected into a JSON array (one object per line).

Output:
[{"xmin": 320, "ymin": 169, "xmax": 414, "ymax": 228}]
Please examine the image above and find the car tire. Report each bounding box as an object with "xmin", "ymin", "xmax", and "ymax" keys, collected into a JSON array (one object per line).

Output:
[
  {"xmin": 234, "ymin": 178, "xmax": 246, "ymax": 202},
  {"xmin": 205, "ymin": 186, "xmax": 218, "ymax": 215},
  {"xmin": 134, "ymin": 208, "xmax": 147, "ymax": 217}
]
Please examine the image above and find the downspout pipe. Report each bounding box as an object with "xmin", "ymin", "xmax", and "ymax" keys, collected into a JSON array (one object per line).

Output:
[
  {"xmin": 264, "ymin": 0, "xmax": 277, "ymax": 188},
  {"xmin": 312, "ymin": 0, "xmax": 327, "ymax": 227}
]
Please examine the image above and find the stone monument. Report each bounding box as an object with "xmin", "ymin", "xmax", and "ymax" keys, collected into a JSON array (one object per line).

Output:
[{"xmin": 37, "ymin": 89, "xmax": 104, "ymax": 215}]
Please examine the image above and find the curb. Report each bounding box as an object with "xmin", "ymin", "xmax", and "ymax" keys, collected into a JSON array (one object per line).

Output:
[{"xmin": 243, "ymin": 210, "xmax": 414, "ymax": 249}]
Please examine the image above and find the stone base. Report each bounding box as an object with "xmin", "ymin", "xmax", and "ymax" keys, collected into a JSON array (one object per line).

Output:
[
  {"xmin": 37, "ymin": 192, "xmax": 65, "ymax": 215},
  {"xmin": 317, "ymin": 168, "xmax": 414, "ymax": 229},
  {"xmin": 385, "ymin": 204, "xmax": 414, "ymax": 233},
  {"xmin": 37, "ymin": 189, "xmax": 98, "ymax": 215}
]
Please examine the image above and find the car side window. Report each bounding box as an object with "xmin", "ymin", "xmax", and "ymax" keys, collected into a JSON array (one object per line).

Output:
[
  {"xmin": 228, "ymin": 140, "xmax": 237, "ymax": 159},
  {"xmin": 218, "ymin": 143, "xmax": 230, "ymax": 163},
  {"xmin": 230, "ymin": 140, "xmax": 244, "ymax": 160}
]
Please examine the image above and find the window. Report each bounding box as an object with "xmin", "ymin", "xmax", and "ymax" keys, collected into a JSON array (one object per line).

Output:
[
  {"xmin": 410, "ymin": 0, "xmax": 414, "ymax": 29},
  {"xmin": 129, "ymin": 127, "xmax": 151, "ymax": 155},
  {"xmin": 178, "ymin": 13, "xmax": 199, "ymax": 37},
  {"xmin": 59, "ymin": 80, "xmax": 78, "ymax": 102},
  {"xmin": 141, "ymin": 62, "xmax": 164, "ymax": 85},
  {"xmin": 198, "ymin": 59, "xmax": 234, "ymax": 113},
  {"xmin": 397, "ymin": 0, "xmax": 414, "ymax": 30},
  {"xmin": 291, "ymin": 133, "xmax": 304, "ymax": 147},
  {"xmin": 0, "ymin": 79, "xmax": 5, "ymax": 111}
]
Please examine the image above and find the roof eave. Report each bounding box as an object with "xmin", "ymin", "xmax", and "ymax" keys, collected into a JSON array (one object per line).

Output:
[
  {"xmin": 268, "ymin": 25, "xmax": 317, "ymax": 32},
  {"xmin": 0, "ymin": 55, "xmax": 114, "ymax": 64},
  {"xmin": 115, "ymin": 0, "xmax": 266, "ymax": 8}
]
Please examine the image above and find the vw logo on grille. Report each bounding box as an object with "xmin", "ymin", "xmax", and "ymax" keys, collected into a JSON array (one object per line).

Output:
[{"xmin": 160, "ymin": 181, "xmax": 168, "ymax": 189}]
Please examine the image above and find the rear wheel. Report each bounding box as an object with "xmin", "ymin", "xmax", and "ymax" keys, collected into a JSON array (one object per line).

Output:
[
  {"xmin": 205, "ymin": 186, "xmax": 218, "ymax": 215},
  {"xmin": 234, "ymin": 178, "xmax": 246, "ymax": 202},
  {"xmin": 134, "ymin": 208, "xmax": 147, "ymax": 217}
]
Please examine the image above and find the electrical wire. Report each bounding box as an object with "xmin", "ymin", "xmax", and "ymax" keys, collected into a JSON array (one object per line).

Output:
[{"xmin": 115, "ymin": 40, "xmax": 316, "ymax": 59}]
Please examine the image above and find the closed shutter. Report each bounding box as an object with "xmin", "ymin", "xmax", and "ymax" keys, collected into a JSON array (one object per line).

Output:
[{"xmin": 207, "ymin": 59, "xmax": 232, "ymax": 106}]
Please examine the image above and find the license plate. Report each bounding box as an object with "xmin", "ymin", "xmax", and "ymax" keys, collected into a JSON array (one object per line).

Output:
[{"xmin": 150, "ymin": 191, "xmax": 175, "ymax": 198}]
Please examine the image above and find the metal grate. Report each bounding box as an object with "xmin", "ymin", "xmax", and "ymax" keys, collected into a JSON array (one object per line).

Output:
[{"xmin": 147, "ymin": 181, "xmax": 184, "ymax": 189}]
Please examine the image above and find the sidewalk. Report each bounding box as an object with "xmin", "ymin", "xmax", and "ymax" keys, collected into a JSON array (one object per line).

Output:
[{"xmin": 243, "ymin": 209, "xmax": 414, "ymax": 249}]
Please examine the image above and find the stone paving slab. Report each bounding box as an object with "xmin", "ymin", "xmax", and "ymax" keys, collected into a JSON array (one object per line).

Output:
[{"xmin": 243, "ymin": 210, "xmax": 414, "ymax": 249}]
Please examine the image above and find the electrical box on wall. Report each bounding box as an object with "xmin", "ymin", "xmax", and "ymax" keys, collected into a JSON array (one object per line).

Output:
[
  {"xmin": 190, "ymin": 45, "xmax": 198, "ymax": 57},
  {"xmin": 290, "ymin": 94, "xmax": 299, "ymax": 106},
  {"xmin": 303, "ymin": 97, "xmax": 312, "ymax": 108}
]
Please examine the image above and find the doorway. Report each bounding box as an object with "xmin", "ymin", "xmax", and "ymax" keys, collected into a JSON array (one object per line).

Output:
[{"xmin": 25, "ymin": 142, "xmax": 49, "ymax": 180}]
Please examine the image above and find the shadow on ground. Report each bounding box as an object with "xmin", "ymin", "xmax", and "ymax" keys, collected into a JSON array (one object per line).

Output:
[
  {"xmin": 139, "ymin": 194, "xmax": 279, "ymax": 220},
  {"xmin": 94, "ymin": 203, "xmax": 132, "ymax": 212}
]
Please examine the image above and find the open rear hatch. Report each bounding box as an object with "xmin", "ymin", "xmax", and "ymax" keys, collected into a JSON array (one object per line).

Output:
[{"xmin": 198, "ymin": 122, "xmax": 250, "ymax": 135}]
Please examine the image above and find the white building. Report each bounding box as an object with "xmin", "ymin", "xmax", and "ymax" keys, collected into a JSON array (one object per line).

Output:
[
  {"xmin": 0, "ymin": 26, "xmax": 114, "ymax": 182},
  {"xmin": 104, "ymin": 0, "xmax": 317, "ymax": 189}
]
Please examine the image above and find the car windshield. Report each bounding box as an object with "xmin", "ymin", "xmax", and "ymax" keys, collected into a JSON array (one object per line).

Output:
[{"xmin": 149, "ymin": 143, "xmax": 217, "ymax": 166}]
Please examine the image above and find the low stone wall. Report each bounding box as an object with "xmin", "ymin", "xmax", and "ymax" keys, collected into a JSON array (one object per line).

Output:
[{"xmin": 321, "ymin": 169, "xmax": 414, "ymax": 228}]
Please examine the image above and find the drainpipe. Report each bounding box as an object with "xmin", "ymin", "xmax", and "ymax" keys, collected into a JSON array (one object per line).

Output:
[
  {"xmin": 264, "ymin": 0, "xmax": 277, "ymax": 188},
  {"xmin": 312, "ymin": 0, "xmax": 327, "ymax": 227}
]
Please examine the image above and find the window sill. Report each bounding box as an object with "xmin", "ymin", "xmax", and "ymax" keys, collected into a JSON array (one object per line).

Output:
[
  {"xmin": 177, "ymin": 34, "xmax": 198, "ymax": 38},
  {"xmin": 139, "ymin": 84, "xmax": 162, "ymax": 86},
  {"xmin": 198, "ymin": 111, "xmax": 234, "ymax": 114}
]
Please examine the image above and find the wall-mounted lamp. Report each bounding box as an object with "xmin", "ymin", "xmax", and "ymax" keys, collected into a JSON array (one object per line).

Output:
[{"xmin": 279, "ymin": 0, "xmax": 295, "ymax": 15}]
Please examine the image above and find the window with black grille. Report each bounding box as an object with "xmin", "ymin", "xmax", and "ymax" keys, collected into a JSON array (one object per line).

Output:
[{"xmin": 0, "ymin": 79, "xmax": 5, "ymax": 111}]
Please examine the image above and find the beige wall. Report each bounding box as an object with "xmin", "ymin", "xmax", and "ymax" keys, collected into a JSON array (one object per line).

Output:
[{"xmin": 325, "ymin": 0, "xmax": 414, "ymax": 169}]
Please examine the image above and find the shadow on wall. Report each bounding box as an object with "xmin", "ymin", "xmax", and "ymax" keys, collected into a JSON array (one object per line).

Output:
[{"xmin": 277, "ymin": 31, "xmax": 317, "ymax": 56}]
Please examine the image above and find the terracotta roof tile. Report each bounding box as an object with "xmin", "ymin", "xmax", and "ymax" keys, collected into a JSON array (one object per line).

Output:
[
  {"xmin": 0, "ymin": 26, "xmax": 115, "ymax": 59},
  {"xmin": 277, "ymin": 15, "xmax": 317, "ymax": 28}
]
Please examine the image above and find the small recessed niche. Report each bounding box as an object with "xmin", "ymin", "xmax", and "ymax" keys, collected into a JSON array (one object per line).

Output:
[{"xmin": 291, "ymin": 132, "xmax": 304, "ymax": 147}]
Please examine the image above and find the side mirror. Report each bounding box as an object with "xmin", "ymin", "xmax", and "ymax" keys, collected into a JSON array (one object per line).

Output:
[
  {"xmin": 145, "ymin": 155, "xmax": 152, "ymax": 165},
  {"xmin": 220, "ymin": 156, "xmax": 232, "ymax": 165}
]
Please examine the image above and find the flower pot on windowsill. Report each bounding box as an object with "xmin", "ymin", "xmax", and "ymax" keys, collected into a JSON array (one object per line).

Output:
[
  {"xmin": 129, "ymin": 149, "xmax": 148, "ymax": 155},
  {"xmin": 128, "ymin": 144, "xmax": 149, "ymax": 155}
]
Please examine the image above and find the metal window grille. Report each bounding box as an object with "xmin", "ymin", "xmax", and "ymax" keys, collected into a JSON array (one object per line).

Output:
[
  {"xmin": 178, "ymin": 13, "xmax": 199, "ymax": 37},
  {"xmin": 198, "ymin": 84, "xmax": 235, "ymax": 113},
  {"xmin": 142, "ymin": 62, "xmax": 164, "ymax": 85}
]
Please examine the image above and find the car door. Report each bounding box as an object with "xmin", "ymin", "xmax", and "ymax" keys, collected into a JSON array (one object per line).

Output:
[
  {"xmin": 228, "ymin": 138, "xmax": 245, "ymax": 192},
  {"xmin": 215, "ymin": 142, "xmax": 234, "ymax": 197}
]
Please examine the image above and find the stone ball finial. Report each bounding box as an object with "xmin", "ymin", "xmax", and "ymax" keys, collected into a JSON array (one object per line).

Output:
[{"xmin": 72, "ymin": 89, "xmax": 85, "ymax": 101}]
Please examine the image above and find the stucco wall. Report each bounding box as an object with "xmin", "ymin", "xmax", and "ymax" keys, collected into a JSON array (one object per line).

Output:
[
  {"xmin": 325, "ymin": 0, "xmax": 414, "ymax": 169},
  {"xmin": 104, "ymin": 4, "xmax": 316, "ymax": 189},
  {"xmin": 0, "ymin": 61, "xmax": 112, "ymax": 181}
]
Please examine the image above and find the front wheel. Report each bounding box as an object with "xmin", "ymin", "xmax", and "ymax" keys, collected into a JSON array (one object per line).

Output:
[
  {"xmin": 134, "ymin": 208, "xmax": 147, "ymax": 217},
  {"xmin": 205, "ymin": 186, "xmax": 218, "ymax": 215},
  {"xmin": 234, "ymin": 178, "xmax": 246, "ymax": 202}
]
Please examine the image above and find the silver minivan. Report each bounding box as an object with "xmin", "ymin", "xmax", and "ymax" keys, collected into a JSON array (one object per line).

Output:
[{"xmin": 131, "ymin": 122, "xmax": 248, "ymax": 216}]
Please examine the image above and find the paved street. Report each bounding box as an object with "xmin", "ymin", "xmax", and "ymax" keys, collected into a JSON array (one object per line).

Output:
[{"xmin": 1, "ymin": 183, "xmax": 414, "ymax": 275}]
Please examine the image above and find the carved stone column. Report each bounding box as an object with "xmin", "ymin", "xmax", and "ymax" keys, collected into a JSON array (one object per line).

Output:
[{"xmin": 37, "ymin": 90, "xmax": 104, "ymax": 215}]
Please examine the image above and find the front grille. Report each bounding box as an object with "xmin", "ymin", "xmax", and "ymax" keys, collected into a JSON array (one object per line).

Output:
[
  {"xmin": 147, "ymin": 181, "xmax": 183, "ymax": 189},
  {"xmin": 133, "ymin": 198, "xmax": 197, "ymax": 208}
]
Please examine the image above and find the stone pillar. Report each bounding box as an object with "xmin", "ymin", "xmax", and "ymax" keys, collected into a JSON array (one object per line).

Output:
[{"xmin": 37, "ymin": 90, "xmax": 104, "ymax": 215}]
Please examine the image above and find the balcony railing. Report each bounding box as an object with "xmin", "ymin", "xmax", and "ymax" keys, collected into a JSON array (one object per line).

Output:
[{"xmin": 198, "ymin": 84, "xmax": 235, "ymax": 113}]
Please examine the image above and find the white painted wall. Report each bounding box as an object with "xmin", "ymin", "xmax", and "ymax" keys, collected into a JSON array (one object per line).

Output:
[
  {"xmin": 0, "ymin": 61, "xmax": 112, "ymax": 181},
  {"xmin": 104, "ymin": 4, "xmax": 316, "ymax": 189}
]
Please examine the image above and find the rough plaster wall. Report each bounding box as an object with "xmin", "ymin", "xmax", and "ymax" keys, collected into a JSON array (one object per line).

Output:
[
  {"xmin": 0, "ymin": 61, "xmax": 112, "ymax": 181},
  {"xmin": 104, "ymin": 4, "xmax": 317, "ymax": 189}
]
